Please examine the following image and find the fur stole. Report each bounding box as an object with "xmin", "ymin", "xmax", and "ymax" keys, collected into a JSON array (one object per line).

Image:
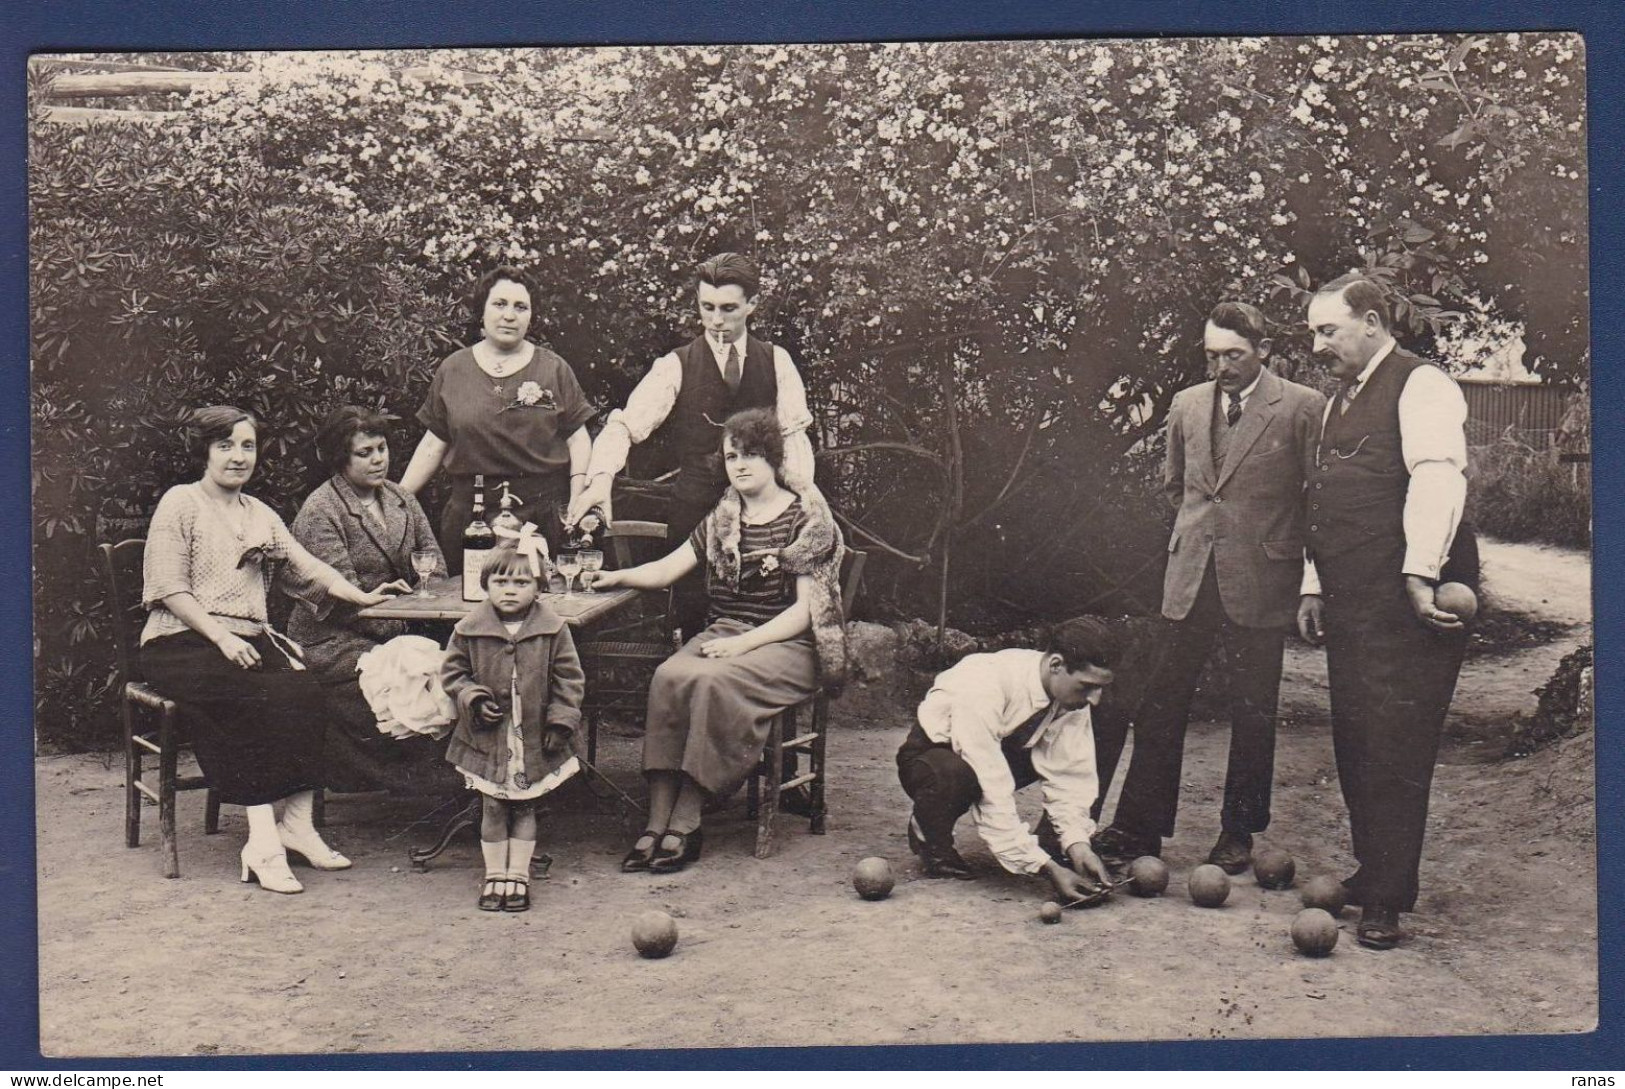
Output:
[{"xmin": 705, "ymin": 483, "xmax": 848, "ymax": 694}]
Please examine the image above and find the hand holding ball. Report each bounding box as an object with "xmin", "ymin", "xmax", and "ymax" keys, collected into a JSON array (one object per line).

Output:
[{"xmin": 1435, "ymin": 582, "xmax": 1479, "ymax": 623}]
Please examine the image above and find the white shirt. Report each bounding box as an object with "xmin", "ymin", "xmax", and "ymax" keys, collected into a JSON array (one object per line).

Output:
[
  {"xmin": 1301, "ymin": 338, "xmax": 1468, "ymax": 593},
  {"xmin": 916, "ymin": 648, "xmax": 1100, "ymax": 876},
  {"xmin": 585, "ymin": 327, "xmax": 817, "ymax": 490},
  {"xmin": 1222, "ymin": 369, "xmax": 1264, "ymax": 416}
]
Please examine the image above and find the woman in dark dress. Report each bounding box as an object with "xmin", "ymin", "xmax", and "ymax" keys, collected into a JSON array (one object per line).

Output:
[
  {"xmin": 399, "ymin": 266, "xmax": 595, "ymax": 569},
  {"xmin": 591, "ymin": 409, "xmax": 848, "ymax": 874}
]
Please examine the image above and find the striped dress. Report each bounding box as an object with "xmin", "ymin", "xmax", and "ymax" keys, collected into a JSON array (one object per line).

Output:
[{"xmin": 642, "ymin": 498, "xmax": 819, "ymax": 795}]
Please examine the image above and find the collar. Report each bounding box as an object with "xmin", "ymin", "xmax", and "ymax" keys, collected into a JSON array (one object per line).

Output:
[
  {"xmin": 453, "ymin": 599, "xmax": 566, "ymax": 640},
  {"xmin": 329, "ymin": 473, "xmax": 405, "ymax": 516},
  {"xmin": 1028, "ymin": 654, "xmax": 1055, "ymax": 712},
  {"xmin": 706, "ymin": 329, "xmax": 749, "ymax": 362},
  {"xmin": 1350, "ymin": 338, "xmax": 1397, "ymax": 389},
  {"xmin": 1222, "ymin": 368, "xmax": 1266, "ymax": 405}
]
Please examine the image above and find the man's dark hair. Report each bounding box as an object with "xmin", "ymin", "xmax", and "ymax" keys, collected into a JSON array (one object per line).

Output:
[
  {"xmin": 1047, "ymin": 617, "xmax": 1119, "ymax": 673},
  {"xmin": 1207, "ymin": 301, "xmax": 1269, "ymax": 348},
  {"xmin": 188, "ymin": 405, "xmax": 260, "ymax": 468},
  {"xmin": 694, "ymin": 252, "xmax": 760, "ymax": 298},
  {"xmin": 315, "ymin": 405, "xmax": 394, "ymax": 474},
  {"xmin": 721, "ymin": 407, "xmax": 785, "ymax": 471},
  {"xmin": 1315, "ymin": 273, "xmax": 1391, "ymax": 331},
  {"xmin": 469, "ymin": 264, "xmax": 539, "ymax": 325}
]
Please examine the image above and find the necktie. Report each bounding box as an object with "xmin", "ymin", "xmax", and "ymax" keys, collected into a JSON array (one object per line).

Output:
[
  {"xmin": 723, "ymin": 342, "xmax": 742, "ymax": 391},
  {"xmin": 1339, "ymin": 380, "xmax": 1359, "ymax": 415},
  {"xmin": 1225, "ymin": 391, "xmax": 1242, "ymax": 427},
  {"xmin": 1008, "ymin": 703, "xmax": 1055, "ymax": 751}
]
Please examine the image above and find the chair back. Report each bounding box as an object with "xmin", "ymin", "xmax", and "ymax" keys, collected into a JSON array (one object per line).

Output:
[
  {"xmin": 603, "ymin": 519, "xmax": 669, "ymax": 569},
  {"xmin": 838, "ymin": 548, "xmax": 867, "ymax": 619},
  {"xmin": 99, "ymin": 538, "xmax": 149, "ymax": 686}
]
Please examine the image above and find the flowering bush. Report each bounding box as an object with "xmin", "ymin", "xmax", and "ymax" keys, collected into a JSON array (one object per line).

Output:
[{"xmin": 30, "ymin": 35, "xmax": 1586, "ymax": 746}]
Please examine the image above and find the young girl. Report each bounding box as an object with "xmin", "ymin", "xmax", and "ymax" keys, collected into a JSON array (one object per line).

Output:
[{"xmin": 441, "ymin": 546, "xmax": 585, "ymax": 911}]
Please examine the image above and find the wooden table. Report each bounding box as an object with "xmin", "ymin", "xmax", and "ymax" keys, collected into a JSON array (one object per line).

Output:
[{"xmin": 358, "ymin": 576, "xmax": 639, "ymax": 627}]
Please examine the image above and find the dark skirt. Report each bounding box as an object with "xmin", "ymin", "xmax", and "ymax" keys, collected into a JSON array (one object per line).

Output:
[
  {"xmin": 316, "ymin": 673, "xmax": 462, "ymax": 796},
  {"xmin": 437, "ymin": 472, "xmax": 569, "ymax": 574},
  {"xmin": 140, "ymin": 630, "xmax": 330, "ymax": 806},
  {"xmin": 642, "ymin": 619, "xmax": 818, "ymax": 796}
]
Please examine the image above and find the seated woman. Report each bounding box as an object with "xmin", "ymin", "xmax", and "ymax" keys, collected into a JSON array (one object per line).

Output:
[
  {"xmin": 591, "ymin": 407, "xmax": 848, "ymax": 874},
  {"xmin": 289, "ymin": 406, "xmax": 449, "ymax": 792},
  {"xmin": 140, "ymin": 405, "xmax": 406, "ymax": 894}
]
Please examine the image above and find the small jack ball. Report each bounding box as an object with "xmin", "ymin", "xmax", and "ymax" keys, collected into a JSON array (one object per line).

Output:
[
  {"xmin": 1253, "ymin": 847, "xmax": 1297, "ymax": 890},
  {"xmin": 1127, "ymin": 856, "xmax": 1170, "ymax": 897},
  {"xmin": 1188, "ymin": 864, "xmax": 1231, "ymax": 907},
  {"xmin": 1039, "ymin": 901, "xmax": 1063, "ymax": 924},
  {"xmin": 1291, "ymin": 908, "xmax": 1340, "ymax": 957},
  {"xmin": 852, "ymin": 857, "xmax": 895, "ymax": 901},
  {"xmin": 632, "ymin": 911, "xmax": 679, "ymax": 959}
]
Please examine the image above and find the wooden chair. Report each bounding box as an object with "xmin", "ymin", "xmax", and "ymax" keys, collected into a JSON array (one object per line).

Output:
[
  {"xmin": 576, "ymin": 519, "xmax": 680, "ymax": 765},
  {"xmin": 99, "ymin": 539, "xmax": 220, "ymax": 878},
  {"xmin": 747, "ymin": 547, "xmax": 866, "ymax": 859}
]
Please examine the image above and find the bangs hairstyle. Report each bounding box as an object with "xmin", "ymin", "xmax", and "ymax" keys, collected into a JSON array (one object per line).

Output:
[
  {"xmin": 721, "ymin": 407, "xmax": 785, "ymax": 471},
  {"xmin": 1047, "ymin": 617, "xmax": 1120, "ymax": 675},
  {"xmin": 315, "ymin": 406, "xmax": 394, "ymax": 474},
  {"xmin": 1316, "ymin": 273, "xmax": 1392, "ymax": 331},
  {"xmin": 1207, "ymin": 301, "xmax": 1269, "ymax": 348},
  {"xmin": 469, "ymin": 265, "xmax": 539, "ymax": 324},
  {"xmin": 693, "ymin": 252, "xmax": 760, "ymax": 298},
  {"xmin": 188, "ymin": 405, "xmax": 260, "ymax": 467},
  {"xmin": 479, "ymin": 545, "xmax": 539, "ymax": 590}
]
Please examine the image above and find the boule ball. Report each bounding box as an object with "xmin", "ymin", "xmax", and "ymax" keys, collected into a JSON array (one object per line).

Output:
[
  {"xmin": 1290, "ymin": 908, "xmax": 1340, "ymax": 957},
  {"xmin": 631, "ymin": 911, "xmax": 679, "ymax": 959},
  {"xmin": 1435, "ymin": 581, "xmax": 1479, "ymax": 623},
  {"xmin": 1253, "ymin": 847, "xmax": 1297, "ymax": 890},
  {"xmin": 1127, "ymin": 855, "xmax": 1170, "ymax": 897},
  {"xmin": 1187, "ymin": 864, "xmax": 1231, "ymax": 907},
  {"xmin": 852, "ymin": 856, "xmax": 895, "ymax": 901},
  {"xmin": 1300, "ymin": 875, "xmax": 1348, "ymax": 916},
  {"xmin": 1039, "ymin": 901, "xmax": 1063, "ymax": 924}
]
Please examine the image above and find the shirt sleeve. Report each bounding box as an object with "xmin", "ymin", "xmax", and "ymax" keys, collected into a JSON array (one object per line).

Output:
[
  {"xmin": 141, "ymin": 488, "xmax": 196, "ymax": 607},
  {"xmin": 946, "ymin": 694, "xmax": 1054, "ymax": 875},
  {"xmin": 552, "ymin": 355, "xmax": 597, "ymax": 436},
  {"xmin": 586, "ymin": 353, "xmax": 682, "ymax": 478},
  {"xmin": 415, "ymin": 360, "xmax": 451, "ymax": 442},
  {"xmin": 1032, "ymin": 708, "xmax": 1099, "ymax": 853},
  {"xmin": 1398, "ymin": 366, "xmax": 1469, "ymax": 581}
]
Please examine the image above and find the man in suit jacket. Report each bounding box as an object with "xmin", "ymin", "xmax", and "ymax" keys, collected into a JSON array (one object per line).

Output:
[
  {"xmin": 1296, "ymin": 274, "xmax": 1473, "ymax": 950},
  {"xmin": 1092, "ymin": 302, "xmax": 1325, "ymax": 874}
]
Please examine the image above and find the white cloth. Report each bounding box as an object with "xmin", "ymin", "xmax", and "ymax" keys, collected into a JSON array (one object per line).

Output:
[
  {"xmin": 916, "ymin": 648, "xmax": 1099, "ymax": 876},
  {"xmin": 355, "ymin": 635, "xmax": 457, "ymax": 740},
  {"xmin": 585, "ymin": 327, "xmax": 817, "ymax": 491},
  {"xmin": 1301, "ymin": 339, "xmax": 1468, "ymax": 594}
]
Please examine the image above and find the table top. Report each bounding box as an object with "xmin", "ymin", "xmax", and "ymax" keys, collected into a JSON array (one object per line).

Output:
[{"xmin": 356, "ymin": 576, "xmax": 640, "ymax": 626}]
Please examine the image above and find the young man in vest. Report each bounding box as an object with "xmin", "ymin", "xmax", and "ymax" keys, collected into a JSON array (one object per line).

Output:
[
  {"xmin": 1091, "ymin": 301, "xmax": 1325, "ymax": 876},
  {"xmin": 568, "ymin": 252, "xmax": 819, "ymax": 636},
  {"xmin": 1296, "ymin": 273, "xmax": 1475, "ymax": 950}
]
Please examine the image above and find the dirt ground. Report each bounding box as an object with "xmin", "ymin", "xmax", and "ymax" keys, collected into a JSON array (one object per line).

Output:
[{"xmin": 34, "ymin": 537, "xmax": 1595, "ymax": 1057}]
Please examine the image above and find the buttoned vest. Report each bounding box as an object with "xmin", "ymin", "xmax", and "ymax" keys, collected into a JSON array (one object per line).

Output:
[{"xmin": 671, "ymin": 334, "xmax": 779, "ymax": 503}]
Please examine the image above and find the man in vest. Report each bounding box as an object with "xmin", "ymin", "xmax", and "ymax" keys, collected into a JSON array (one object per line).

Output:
[
  {"xmin": 1296, "ymin": 273, "xmax": 1474, "ymax": 950},
  {"xmin": 568, "ymin": 252, "xmax": 818, "ymax": 635},
  {"xmin": 1091, "ymin": 302, "xmax": 1325, "ymax": 876}
]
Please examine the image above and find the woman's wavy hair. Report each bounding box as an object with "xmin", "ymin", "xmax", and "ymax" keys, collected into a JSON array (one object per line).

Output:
[
  {"xmin": 314, "ymin": 406, "xmax": 395, "ymax": 475},
  {"xmin": 187, "ymin": 405, "xmax": 260, "ymax": 469},
  {"xmin": 721, "ymin": 407, "xmax": 785, "ymax": 474},
  {"xmin": 468, "ymin": 264, "xmax": 540, "ymax": 326}
]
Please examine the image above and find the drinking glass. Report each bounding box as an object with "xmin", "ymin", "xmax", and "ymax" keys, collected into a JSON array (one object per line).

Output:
[
  {"xmin": 555, "ymin": 551, "xmax": 581, "ymax": 597},
  {"xmin": 411, "ymin": 550, "xmax": 439, "ymax": 596},
  {"xmin": 578, "ymin": 550, "xmax": 604, "ymax": 593}
]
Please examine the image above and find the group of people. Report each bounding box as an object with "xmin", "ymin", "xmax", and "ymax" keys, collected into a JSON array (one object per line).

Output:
[
  {"xmin": 137, "ymin": 251, "xmax": 1472, "ymax": 948},
  {"xmin": 903, "ymin": 274, "xmax": 1473, "ymax": 952},
  {"xmin": 138, "ymin": 254, "xmax": 846, "ymax": 911}
]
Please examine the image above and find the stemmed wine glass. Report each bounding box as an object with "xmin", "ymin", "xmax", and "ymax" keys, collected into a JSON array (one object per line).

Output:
[
  {"xmin": 555, "ymin": 550, "xmax": 582, "ymax": 597},
  {"xmin": 411, "ymin": 550, "xmax": 439, "ymax": 596},
  {"xmin": 578, "ymin": 549, "xmax": 603, "ymax": 593}
]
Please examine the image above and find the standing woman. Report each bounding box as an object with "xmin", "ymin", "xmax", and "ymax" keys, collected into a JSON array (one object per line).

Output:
[
  {"xmin": 140, "ymin": 406, "xmax": 406, "ymax": 893},
  {"xmin": 400, "ymin": 266, "xmax": 596, "ymax": 569},
  {"xmin": 289, "ymin": 405, "xmax": 446, "ymax": 791}
]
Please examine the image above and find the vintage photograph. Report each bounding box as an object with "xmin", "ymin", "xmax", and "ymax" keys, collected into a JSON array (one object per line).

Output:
[{"xmin": 28, "ymin": 34, "xmax": 1594, "ymax": 1055}]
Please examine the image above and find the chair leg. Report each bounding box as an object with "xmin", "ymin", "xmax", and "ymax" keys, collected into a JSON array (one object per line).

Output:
[
  {"xmin": 205, "ymin": 789, "xmax": 221, "ymax": 835},
  {"xmin": 587, "ymin": 708, "xmax": 599, "ymax": 767},
  {"xmin": 157, "ymin": 704, "xmax": 180, "ymax": 879},
  {"xmin": 123, "ymin": 701, "xmax": 142, "ymax": 849},
  {"xmin": 755, "ymin": 712, "xmax": 784, "ymax": 859},
  {"xmin": 810, "ymin": 695, "xmax": 829, "ymax": 835}
]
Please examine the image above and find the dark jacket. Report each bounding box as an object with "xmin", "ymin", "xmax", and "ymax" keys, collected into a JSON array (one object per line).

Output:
[{"xmin": 441, "ymin": 600, "xmax": 585, "ymax": 785}]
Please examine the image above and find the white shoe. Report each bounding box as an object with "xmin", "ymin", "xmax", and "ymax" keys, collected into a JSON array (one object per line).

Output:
[
  {"xmin": 240, "ymin": 845, "xmax": 304, "ymax": 893},
  {"xmin": 276, "ymin": 822, "xmax": 353, "ymax": 871}
]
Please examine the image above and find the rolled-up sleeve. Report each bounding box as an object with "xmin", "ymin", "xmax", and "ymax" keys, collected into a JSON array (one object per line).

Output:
[
  {"xmin": 1033, "ymin": 709, "xmax": 1099, "ymax": 853},
  {"xmin": 946, "ymin": 697, "xmax": 1053, "ymax": 875},
  {"xmin": 774, "ymin": 348, "xmax": 817, "ymax": 490},
  {"xmin": 1398, "ymin": 366, "xmax": 1469, "ymax": 581},
  {"xmin": 586, "ymin": 353, "xmax": 682, "ymax": 479}
]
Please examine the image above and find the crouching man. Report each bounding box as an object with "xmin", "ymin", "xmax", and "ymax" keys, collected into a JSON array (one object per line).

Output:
[{"xmin": 895, "ymin": 618, "xmax": 1117, "ymax": 903}]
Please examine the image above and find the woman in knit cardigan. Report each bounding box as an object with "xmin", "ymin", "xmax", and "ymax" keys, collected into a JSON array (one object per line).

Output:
[{"xmin": 591, "ymin": 407, "xmax": 847, "ymax": 874}]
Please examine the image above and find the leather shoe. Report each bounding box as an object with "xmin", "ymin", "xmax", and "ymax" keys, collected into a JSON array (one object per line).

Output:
[
  {"xmin": 1090, "ymin": 825, "xmax": 1161, "ymax": 868},
  {"xmin": 621, "ymin": 830, "xmax": 661, "ymax": 874},
  {"xmin": 1356, "ymin": 906, "xmax": 1405, "ymax": 950},
  {"xmin": 908, "ymin": 815, "xmax": 975, "ymax": 880},
  {"xmin": 648, "ymin": 827, "xmax": 703, "ymax": 873},
  {"xmin": 1206, "ymin": 829, "xmax": 1254, "ymax": 875}
]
